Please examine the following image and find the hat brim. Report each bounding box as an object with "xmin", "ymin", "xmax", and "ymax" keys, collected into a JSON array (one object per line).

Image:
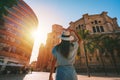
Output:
[{"xmin": 59, "ymin": 35, "xmax": 74, "ymax": 41}]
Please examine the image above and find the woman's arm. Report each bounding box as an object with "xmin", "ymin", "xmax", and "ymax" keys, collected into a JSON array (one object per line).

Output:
[
  {"xmin": 49, "ymin": 57, "xmax": 56, "ymax": 80},
  {"xmin": 68, "ymin": 29, "xmax": 81, "ymax": 44}
]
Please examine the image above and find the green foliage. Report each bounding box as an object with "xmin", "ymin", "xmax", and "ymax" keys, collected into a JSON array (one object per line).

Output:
[
  {"xmin": 77, "ymin": 29, "xmax": 120, "ymax": 74},
  {"xmin": 78, "ymin": 29, "xmax": 96, "ymax": 54},
  {"xmin": 0, "ymin": 0, "xmax": 17, "ymax": 17},
  {"xmin": 78, "ymin": 29, "xmax": 89, "ymax": 40},
  {"xmin": 89, "ymin": 34, "xmax": 106, "ymax": 54},
  {"xmin": 78, "ymin": 30, "xmax": 120, "ymax": 55},
  {"xmin": 77, "ymin": 46, "xmax": 81, "ymax": 56},
  {"xmin": 0, "ymin": 0, "xmax": 18, "ymax": 25},
  {"xmin": 99, "ymin": 35, "xmax": 120, "ymax": 54},
  {"xmin": 0, "ymin": 0, "xmax": 17, "ymax": 8}
]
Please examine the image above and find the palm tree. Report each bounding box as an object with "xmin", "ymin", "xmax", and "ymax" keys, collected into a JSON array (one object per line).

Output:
[
  {"xmin": 113, "ymin": 33, "xmax": 120, "ymax": 59},
  {"xmin": 89, "ymin": 34, "xmax": 108, "ymax": 75},
  {"xmin": 77, "ymin": 29, "xmax": 120, "ymax": 75},
  {"xmin": 69, "ymin": 29, "xmax": 91, "ymax": 76},
  {"xmin": 100, "ymin": 35, "xmax": 120, "ymax": 74},
  {"xmin": 90, "ymin": 33, "xmax": 120, "ymax": 75},
  {"xmin": 78, "ymin": 29, "xmax": 91, "ymax": 77}
]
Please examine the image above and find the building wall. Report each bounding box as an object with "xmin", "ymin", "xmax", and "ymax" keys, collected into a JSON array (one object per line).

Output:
[
  {"xmin": 68, "ymin": 11, "xmax": 120, "ymax": 73},
  {"xmin": 36, "ymin": 24, "xmax": 64, "ymax": 71},
  {"xmin": 69, "ymin": 12, "xmax": 120, "ymax": 34},
  {"xmin": 0, "ymin": 0, "xmax": 38, "ymax": 72}
]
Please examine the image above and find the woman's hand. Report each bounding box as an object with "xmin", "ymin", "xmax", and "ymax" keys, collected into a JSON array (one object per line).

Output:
[{"xmin": 68, "ymin": 29, "xmax": 81, "ymax": 43}]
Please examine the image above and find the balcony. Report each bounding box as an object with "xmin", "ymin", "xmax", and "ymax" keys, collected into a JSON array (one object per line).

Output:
[{"xmin": 0, "ymin": 50, "xmax": 28, "ymax": 64}]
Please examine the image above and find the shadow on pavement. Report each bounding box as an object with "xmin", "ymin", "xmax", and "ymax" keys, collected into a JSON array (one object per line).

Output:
[
  {"xmin": 0, "ymin": 74, "xmax": 26, "ymax": 80},
  {"xmin": 78, "ymin": 73, "xmax": 120, "ymax": 78}
]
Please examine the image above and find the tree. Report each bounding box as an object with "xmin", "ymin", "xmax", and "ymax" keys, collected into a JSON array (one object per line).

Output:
[
  {"xmin": 0, "ymin": 0, "xmax": 17, "ymax": 25},
  {"xmin": 77, "ymin": 29, "xmax": 120, "ymax": 75},
  {"xmin": 78, "ymin": 29, "xmax": 91, "ymax": 77},
  {"xmin": 92, "ymin": 33, "xmax": 120, "ymax": 74},
  {"xmin": 113, "ymin": 33, "xmax": 120, "ymax": 59},
  {"xmin": 83, "ymin": 33, "xmax": 108, "ymax": 76},
  {"xmin": 91, "ymin": 33, "xmax": 120, "ymax": 75},
  {"xmin": 89, "ymin": 34, "xmax": 108, "ymax": 75}
]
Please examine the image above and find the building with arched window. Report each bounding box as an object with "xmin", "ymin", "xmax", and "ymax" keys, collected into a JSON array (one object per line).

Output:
[
  {"xmin": 69, "ymin": 12, "xmax": 120, "ymax": 33},
  {"xmin": 0, "ymin": 0, "xmax": 38, "ymax": 73},
  {"xmin": 68, "ymin": 11, "xmax": 120, "ymax": 73}
]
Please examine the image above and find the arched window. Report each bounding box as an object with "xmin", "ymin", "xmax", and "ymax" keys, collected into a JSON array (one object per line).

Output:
[
  {"xmin": 78, "ymin": 25, "xmax": 80, "ymax": 29},
  {"xmin": 76, "ymin": 27, "xmax": 78, "ymax": 30},
  {"xmin": 94, "ymin": 20, "xmax": 98, "ymax": 24},
  {"xmin": 100, "ymin": 26, "xmax": 104, "ymax": 32},
  {"xmin": 98, "ymin": 21, "xmax": 101, "ymax": 23},
  {"xmin": 96, "ymin": 26, "xmax": 100, "ymax": 32},
  {"xmin": 91, "ymin": 22, "xmax": 94, "ymax": 24},
  {"xmin": 92, "ymin": 26, "xmax": 96, "ymax": 33}
]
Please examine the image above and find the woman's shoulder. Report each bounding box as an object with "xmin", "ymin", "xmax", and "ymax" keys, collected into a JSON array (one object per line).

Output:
[
  {"xmin": 72, "ymin": 41, "xmax": 79, "ymax": 48},
  {"xmin": 72, "ymin": 41, "xmax": 78, "ymax": 45}
]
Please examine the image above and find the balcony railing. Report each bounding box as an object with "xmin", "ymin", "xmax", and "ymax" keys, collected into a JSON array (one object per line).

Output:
[{"xmin": 0, "ymin": 50, "xmax": 28, "ymax": 64}]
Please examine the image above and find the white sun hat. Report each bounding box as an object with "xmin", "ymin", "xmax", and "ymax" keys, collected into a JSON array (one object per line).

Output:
[{"xmin": 59, "ymin": 30, "xmax": 74, "ymax": 41}]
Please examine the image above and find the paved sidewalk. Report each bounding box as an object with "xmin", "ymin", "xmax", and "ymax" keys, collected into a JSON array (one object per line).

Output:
[{"xmin": 0, "ymin": 72, "xmax": 120, "ymax": 80}]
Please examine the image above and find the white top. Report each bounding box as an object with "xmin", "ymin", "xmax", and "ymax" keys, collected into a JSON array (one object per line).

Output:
[{"xmin": 52, "ymin": 42, "xmax": 79, "ymax": 66}]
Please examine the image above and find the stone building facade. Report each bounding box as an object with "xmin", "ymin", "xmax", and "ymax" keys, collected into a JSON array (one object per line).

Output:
[
  {"xmin": 68, "ymin": 11, "xmax": 120, "ymax": 73},
  {"xmin": 69, "ymin": 12, "xmax": 120, "ymax": 33}
]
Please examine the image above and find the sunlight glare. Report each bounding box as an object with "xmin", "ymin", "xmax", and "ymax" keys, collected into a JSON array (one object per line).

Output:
[
  {"xmin": 31, "ymin": 30, "xmax": 37, "ymax": 39},
  {"xmin": 30, "ymin": 24, "xmax": 50, "ymax": 64}
]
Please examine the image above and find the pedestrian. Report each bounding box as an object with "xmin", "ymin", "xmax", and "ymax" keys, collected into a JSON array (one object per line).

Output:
[{"xmin": 49, "ymin": 29, "xmax": 80, "ymax": 80}]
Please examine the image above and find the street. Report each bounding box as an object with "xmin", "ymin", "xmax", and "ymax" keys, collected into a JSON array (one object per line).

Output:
[{"xmin": 0, "ymin": 72, "xmax": 120, "ymax": 80}]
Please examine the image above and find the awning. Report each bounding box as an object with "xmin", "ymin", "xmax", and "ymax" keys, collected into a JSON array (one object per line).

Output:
[
  {"xmin": 7, "ymin": 63, "xmax": 24, "ymax": 67},
  {"xmin": 0, "ymin": 63, "xmax": 24, "ymax": 67}
]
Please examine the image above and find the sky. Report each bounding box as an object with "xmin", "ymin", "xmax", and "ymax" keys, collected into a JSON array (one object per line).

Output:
[{"xmin": 23, "ymin": 0, "xmax": 120, "ymax": 63}]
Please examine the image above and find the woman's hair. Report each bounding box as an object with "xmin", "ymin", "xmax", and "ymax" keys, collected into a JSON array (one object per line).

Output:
[{"xmin": 57, "ymin": 40, "xmax": 73, "ymax": 58}]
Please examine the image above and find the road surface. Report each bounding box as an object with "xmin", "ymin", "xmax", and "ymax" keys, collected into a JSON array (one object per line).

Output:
[{"xmin": 0, "ymin": 72, "xmax": 120, "ymax": 80}]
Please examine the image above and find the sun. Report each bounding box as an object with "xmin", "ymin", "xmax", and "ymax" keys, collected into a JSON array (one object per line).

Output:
[
  {"xmin": 31, "ymin": 27, "xmax": 47, "ymax": 45},
  {"xmin": 31, "ymin": 30, "xmax": 38, "ymax": 39}
]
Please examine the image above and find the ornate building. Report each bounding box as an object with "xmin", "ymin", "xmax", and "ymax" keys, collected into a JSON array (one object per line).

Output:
[
  {"xmin": 69, "ymin": 11, "xmax": 120, "ymax": 33},
  {"xmin": 68, "ymin": 11, "xmax": 120, "ymax": 73},
  {"xmin": 36, "ymin": 24, "xmax": 63, "ymax": 71},
  {"xmin": 0, "ymin": 0, "xmax": 38, "ymax": 73}
]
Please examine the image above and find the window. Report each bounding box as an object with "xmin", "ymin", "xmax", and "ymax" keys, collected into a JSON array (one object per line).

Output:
[
  {"xmin": 100, "ymin": 26, "xmax": 104, "ymax": 32},
  {"xmin": 78, "ymin": 25, "xmax": 80, "ymax": 29},
  {"xmin": 96, "ymin": 26, "xmax": 100, "ymax": 32},
  {"xmin": 81, "ymin": 24, "xmax": 84, "ymax": 29},
  {"xmin": 91, "ymin": 22, "xmax": 94, "ymax": 24},
  {"xmin": 92, "ymin": 26, "xmax": 104, "ymax": 33},
  {"xmin": 99, "ymin": 21, "xmax": 101, "ymax": 23},
  {"xmin": 2, "ymin": 47, "xmax": 9, "ymax": 52},
  {"xmin": 76, "ymin": 27, "xmax": 78, "ymax": 30},
  {"xmin": 92, "ymin": 26, "xmax": 96, "ymax": 33},
  {"xmin": 95, "ymin": 20, "xmax": 98, "ymax": 24}
]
